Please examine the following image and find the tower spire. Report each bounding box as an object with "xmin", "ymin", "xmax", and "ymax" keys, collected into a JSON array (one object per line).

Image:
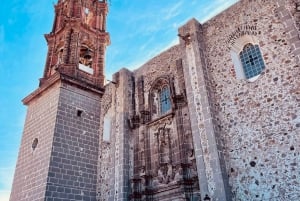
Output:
[
  {"xmin": 10, "ymin": 1, "xmax": 109, "ymax": 201},
  {"xmin": 41, "ymin": 0, "xmax": 110, "ymax": 89}
]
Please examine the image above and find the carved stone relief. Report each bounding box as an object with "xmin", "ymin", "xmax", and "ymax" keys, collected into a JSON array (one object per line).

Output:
[
  {"xmin": 151, "ymin": 125, "xmax": 177, "ymax": 186},
  {"xmin": 156, "ymin": 127, "xmax": 172, "ymax": 164}
]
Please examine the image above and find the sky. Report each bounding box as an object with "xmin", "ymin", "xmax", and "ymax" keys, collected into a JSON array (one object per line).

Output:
[{"xmin": 0, "ymin": 0, "xmax": 238, "ymax": 200}]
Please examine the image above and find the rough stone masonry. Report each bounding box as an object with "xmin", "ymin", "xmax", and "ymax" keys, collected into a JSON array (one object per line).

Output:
[{"xmin": 10, "ymin": 0, "xmax": 300, "ymax": 201}]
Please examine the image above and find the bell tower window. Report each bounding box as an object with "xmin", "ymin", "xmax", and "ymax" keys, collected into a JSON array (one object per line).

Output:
[
  {"xmin": 78, "ymin": 46, "xmax": 94, "ymax": 74},
  {"xmin": 41, "ymin": 0, "xmax": 109, "ymax": 87}
]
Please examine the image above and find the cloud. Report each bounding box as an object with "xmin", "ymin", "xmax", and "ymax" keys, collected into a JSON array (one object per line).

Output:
[
  {"xmin": 103, "ymin": 1, "xmax": 239, "ymax": 80},
  {"xmin": 0, "ymin": 191, "xmax": 10, "ymax": 201},
  {"xmin": 0, "ymin": 167, "xmax": 15, "ymax": 182},
  {"xmin": 128, "ymin": 37, "xmax": 179, "ymax": 70},
  {"xmin": 150, "ymin": 37, "xmax": 179, "ymax": 57},
  {"xmin": 163, "ymin": 1, "xmax": 184, "ymax": 20},
  {"xmin": 139, "ymin": 36, "xmax": 155, "ymax": 51},
  {"xmin": 0, "ymin": 168, "xmax": 12, "ymax": 198},
  {"xmin": 197, "ymin": 0, "xmax": 238, "ymax": 23}
]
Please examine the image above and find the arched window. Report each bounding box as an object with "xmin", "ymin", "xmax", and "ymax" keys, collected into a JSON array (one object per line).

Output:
[
  {"xmin": 78, "ymin": 45, "xmax": 94, "ymax": 75},
  {"xmin": 239, "ymin": 43, "xmax": 265, "ymax": 79},
  {"xmin": 230, "ymin": 35, "xmax": 266, "ymax": 82},
  {"xmin": 160, "ymin": 86, "xmax": 171, "ymax": 115},
  {"xmin": 149, "ymin": 77, "xmax": 172, "ymax": 119}
]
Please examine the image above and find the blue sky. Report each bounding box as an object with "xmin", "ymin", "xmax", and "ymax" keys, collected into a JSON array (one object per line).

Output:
[{"xmin": 0, "ymin": 0, "xmax": 238, "ymax": 200}]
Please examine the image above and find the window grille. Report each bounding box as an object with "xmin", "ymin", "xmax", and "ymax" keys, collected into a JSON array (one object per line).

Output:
[{"xmin": 239, "ymin": 43, "xmax": 265, "ymax": 79}]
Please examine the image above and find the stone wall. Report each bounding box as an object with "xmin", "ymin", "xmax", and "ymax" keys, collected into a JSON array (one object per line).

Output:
[
  {"xmin": 199, "ymin": 0, "xmax": 300, "ymax": 200},
  {"xmin": 10, "ymin": 83, "xmax": 60, "ymax": 201},
  {"xmin": 131, "ymin": 45, "xmax": 201, "ymax": 200},
  {"xmin": 96, "ymin": 1, "xmax": 300, "ymax": 200},
  {"xmin": 97, "ymin": 69, "xmax": 134, "ymax": 201},
  {"xmin": 44, "ymin": 82, "xmax": 101, "ymax": 201},
  {"xmin": 134, "ymin": 45, "xmax": 183, "ymax": 112},
  {"xmin": 97, "ymin": 83, "xmax": 115, "ymax": 200}
]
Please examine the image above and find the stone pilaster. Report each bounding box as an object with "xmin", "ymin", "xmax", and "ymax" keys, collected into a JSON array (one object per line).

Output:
[
  {"xmin": 113, "ymin": 69, "xmax": 134, "ymax": 200},
  {"xmin": 179, "ymin": 19, "xmax": 232, "ymax": 201},
  {"xmin": 276, "ymin": 0, "xmax": 300, "ymax": 63}
]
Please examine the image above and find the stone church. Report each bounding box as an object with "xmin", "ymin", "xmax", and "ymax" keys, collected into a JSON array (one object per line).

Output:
[{"xmin": 10, "ymin": 0, "xmax": 300, "ymax": 200}]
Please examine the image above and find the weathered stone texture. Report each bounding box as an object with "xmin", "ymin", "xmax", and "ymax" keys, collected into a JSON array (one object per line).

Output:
[
  {"xmin": 45, "ymin": 82, "xmax": 101, "ymax": 201},
  {"xmin": 97, "ymin": 69, "xmax": 134, "ymax": 201},
  {"xmin": 131, "ymin": 45, "xmax": 201, "ymax": 200},
  {"xmin": 97, "ymin": 84, "xmax": 115, "ymax": 201},
  {"xmin": 96, "ymin": 2, "xmax": 299, "ymax": 200},
  {"xmin": 11, "ymin": 0, "xmax": 300, "ymax": 201},
  {"xmin": 10, "ymin": 83, "xmax": 60, "ymax": 201},
  {"xmin": 179, "ymin": 18, "xmax": 232, "ymax": 201},
  {"xmin": 201, "ymin": 0, "xmax": 300, "ymax": 200},
  {"xmin": 134, "ymin": 45, "xmax": 183, "ymax": 111}
]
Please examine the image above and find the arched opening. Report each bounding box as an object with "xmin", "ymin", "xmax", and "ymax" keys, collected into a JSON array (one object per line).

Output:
[{"xmin": 230, "ymin": 35, "xmax": 266, "ymax": 82}]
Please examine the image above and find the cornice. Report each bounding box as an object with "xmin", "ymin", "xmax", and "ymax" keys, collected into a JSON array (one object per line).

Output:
[{"xmin": 23, "ymin": 72, "xmax": 104, "ymax": 105}]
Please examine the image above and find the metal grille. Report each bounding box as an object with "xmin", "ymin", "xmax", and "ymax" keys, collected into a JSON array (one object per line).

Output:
[{"xmin": 240, "ymin": 44, "xmax": 265, "ymax": 79}]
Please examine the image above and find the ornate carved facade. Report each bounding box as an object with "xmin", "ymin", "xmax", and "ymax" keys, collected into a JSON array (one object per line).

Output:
[{"xmin": 10, "ymin": 0, "xmax": 300, "ymax": 201}]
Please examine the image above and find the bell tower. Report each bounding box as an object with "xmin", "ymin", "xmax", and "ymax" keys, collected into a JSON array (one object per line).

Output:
[
  {"xmin": 10, "ymin": 1, "xmax": 109, "ymax": 201},
  {"xmin": 42, "ymin": 0, "xmax": 110, "ymax": 88}
]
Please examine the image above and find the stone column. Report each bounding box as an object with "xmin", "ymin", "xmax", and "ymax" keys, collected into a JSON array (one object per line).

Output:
[
  {"xmin": 113, "ymin": 68, "xmax": 134, "ymax": 200},
  {"xmin": 179, "ymin": 19, "xmax": 232, "ymax": 201}
]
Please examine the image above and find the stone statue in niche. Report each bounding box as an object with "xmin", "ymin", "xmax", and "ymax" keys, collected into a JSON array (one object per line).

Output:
[
  {"xmin": 83, "ymin": 7, "xmax": 94, "ymax": 26},
  {"xmin": 187, "ymin": 148, "xmax": 194, "ymax": 162},
  {"xmin": 156, "ymin": 163, "xmax": 174, "ymax": 184},
  {"xmin": 157, "ymin": 167, "xmax": 164, "ymax": 183},
  {"xmin": 153, "ymin": 127, "xmax": 176, "ymax": 185},
  {"xmin": 166, "ymin": 163, "xmax": 173, "ymax": 181},
  {"xmin": 174, "ymin": 164, "xmax": 183, "ymax": 182},
  {"xmin": 187, "ymin": 149, "xmax": 198, "ymax": 179},
  {"xmin": 184, "ymin": 129, "xmax": 194, "ymax": 154},
  {"xmin": 50, "ymin": 47, "xmax": 63, "ymax": 75},
  {"xmin": 139, "ymin": 166, "xmax": 145, "ymax": 176},
  {"xmin": 57, "ymin": 48, "xmax": 63, "ymax": 65},
  {"xmin": 158, "ymin": 128, "xmax": 171, "ymax": 164}
]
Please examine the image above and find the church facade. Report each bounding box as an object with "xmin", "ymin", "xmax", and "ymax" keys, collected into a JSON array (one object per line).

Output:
[{"xmin": 10, "ymin": 0, "xmax": 300, "ymax": 201}]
